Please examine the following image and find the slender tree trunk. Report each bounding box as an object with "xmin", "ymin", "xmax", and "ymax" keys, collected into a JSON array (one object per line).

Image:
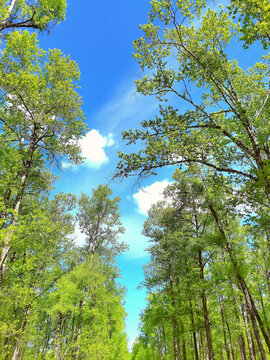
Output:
[
  {"xmin": 208, "ymin": 204, "xmax": 269, "ymax": 357},
  {"xmin": 156, "ymin": 328, "xmax": 162, "ymax": 358},
  {"xmin": 11, "ymin": 341, "xmax": 21, "ymax": 360},
  {"xmin": 205, "ymin": 331, "xmax": 210, "ymax": 360},
  {"xmin": 189, "ymin": 299, "xmax": 199, "ymax": 360},
  {"xmin": 74, "ymin": 297, "xmax": 86, "ymax": 360},
  {"xmin": 168, "ymin": 264, "xmax": 181, "ymax": 360},
  {"xmin": 238, "ymin": 334, "xmax": 248, "ymax": 360},
  {"xmin": 41, "ymin": 318, "xmax": 52, "ymax": 360},
  {"xmin": 225, "ymin": 319, "xmax": 236, "ymax": 360},
  {"xmin": 198, "ymin": 249, "xmax": 215, "ymax": 360},
  {"xmin": 219, "ymin": 296, "xmax": 231, "ymax": 360},
  {"xmin": 11, "ymin": 306, "xmax": 30, "ymax": 360},
  {"xmin": 55, "ymin": 312, "xmax": 63, "ymax": 360},
  {"xmin": 264, "ymin": 233, "xmax": 270, "ymax": 294},
  {"xmin": 0, "ymin": 187, "xmax": 11, "ymax": 229},
  {"xmin": 258, "ymin": 285, "xmax": 270, "ymax": 336},
  {"xmin": 61, "ymin": 316, "xmax": 76, "ymax": 360},
  {"xmin": 200, "ymin": 329, "xmax": 205, "ymax": 360},
  {"xmin": 238, "ymin": 275, "xmax": 268, "ymax": 359},
  {"xmin": 182, "ymin": 339, "xmax": 187, "ymax": 360},
  {"xmin": 161, "ymin": 322, "xmax": 167, "ymax": 355},
  {"xmin": 241, "ymin": 304, "xmax": 257, "ymax": 360},
  {"xmin": 0, "ymin": 155, "xmax": 33, "ymax": 286}
]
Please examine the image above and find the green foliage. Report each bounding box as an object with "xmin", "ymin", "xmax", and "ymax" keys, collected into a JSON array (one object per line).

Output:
[
  {"xmin": 0, "ymin": 2, "xmax": 130, "ymax": 359},
  {"xmin": 115, "ymin": 0, "xmax": 270, "ymax": 205},
  {"xmin": 119, "ymin": 4, "xmax": 270, "ymax": 354},
  {"xmin": 0, "ymin": 0, "xmax": 66, "ymax": 33},
  {"xmin": 0, "ymin": 30, "xmax": 86, "ymax": 167},
  {"xmin": 228, "ymin": 0, "xmax": 270, "ymax": 49},
  {"xmin": 77, "ymin": 184, "xmax": 128, "ymax": 257},
  {"xmin": 132, "ymin": 171, "xmax": 270, "ymax": 358}
]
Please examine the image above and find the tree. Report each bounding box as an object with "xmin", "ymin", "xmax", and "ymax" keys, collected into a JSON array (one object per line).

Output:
[
  {"xmin": 114, "ymin": 0, "xmax": 270, "ymax": 205},
  {"xmin": 132, "ymin": 167, "xmax": 270, "ymax": 358},
  {"xmin": 0, "ymin": 0, "xmax": 67, "ymax": 33},
  {"xmin": 0, "ymin": 30, "xmax": 86, "ymax": 283},
  {"xmin": 0, "ymin": 192, "xmax": 77, "ymax": 359},
  {"xmin": 77, "ymin": 184, "xmax": 127, "ymax": 258},
  {"xmin": 44, "ymin": 256, "xmax": 129, "ymax": 360}
]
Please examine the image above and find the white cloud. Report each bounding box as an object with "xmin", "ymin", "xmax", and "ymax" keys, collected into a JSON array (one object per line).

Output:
[
  {"xmin": 79, "ymin": 129, "xmax": 115, "ymax": 168},
  {"xmin": 68, "ymin": 224, "xmax": 86, "ymax": 247},
  {"xmin": 132, "ymin": 180, "xmax": 172, "ymax": 216},
  {"xmin": 62, "ymin": 129, "xmax": 115, "ymax": 170}
]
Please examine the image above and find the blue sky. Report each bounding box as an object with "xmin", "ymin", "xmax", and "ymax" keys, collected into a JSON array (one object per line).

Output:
[{"xmin": 37, "ymin": 0, "xmax": 177, "ymax": 348}]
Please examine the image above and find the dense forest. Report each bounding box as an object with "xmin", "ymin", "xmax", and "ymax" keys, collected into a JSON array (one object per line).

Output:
[{"xmin": 1, "ymin": 0, "xmax": 270, "ymax": 359}]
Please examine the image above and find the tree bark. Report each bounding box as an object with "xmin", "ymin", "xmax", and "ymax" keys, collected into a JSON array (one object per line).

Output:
[
  {"xmin": 11, "ymin": 341, "xmax": 21, "ymax": 360},
  {"xmin": 55, "ymin": 312, "xmax": 63, "ymax": 360},
  {"xmin": 0, "ymin": 150, "xmax": 34, "ymax": 286},
  {"xmin": 238, "ymin": 334, "xmax": 248, "ymax": 360},
  {"xmin": 168, "ymin": 267, "xmax": 181, "ymax": 360},
  {"xmin": 226, "ymin": 319, "xmax": 236, "ymax": 360},
  {"xmin": 198, "ymin": 249, "xmax": 215, "ymax": 360},
  {"xmin": 241, "ymin": 303, "xmax": 256, "ymax": 360},
  {"xmin": 219, "ymin": 296, "xmax": 231, "ymax": 360},
  {"xmin": 189, "ymin": 299, "xmax": 199, "ymax": 360},
  {"xmin": 0, "ymin": 0, "xmax": 18, "ymax": 29},
  {"xmin": 74, "ymin": 297, "xmax": 86, "ymax": 360},
  {"xmin": 11, "ymin": 306, "xmax": 30, "ymax": 360}
]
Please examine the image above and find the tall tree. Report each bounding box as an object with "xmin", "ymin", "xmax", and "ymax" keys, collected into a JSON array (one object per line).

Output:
[
  {"xmin": 114, "ymin": 0, "xmax": 270, "ymax": 206},
  {"xmin": 77, "ymin": 184, "xmax": 127, "ymax": 258},
  {"xmin": 0, "ymin": 30, "xmax": 86, "ymax": 283}
]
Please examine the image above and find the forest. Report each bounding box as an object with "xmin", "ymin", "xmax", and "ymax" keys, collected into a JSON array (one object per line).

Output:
[{"xmin": 0, "ymin": 0, "xmax": 270, "ymax": 359}]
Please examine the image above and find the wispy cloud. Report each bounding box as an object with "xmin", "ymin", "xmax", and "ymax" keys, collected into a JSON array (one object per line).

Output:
[
  {"xmin": 93, "ymin": 80, "xmax": 159, "ymax": 134},
  {"xmin": 120, "ymin": 216, "xmax": 149, "ymax": 258}
]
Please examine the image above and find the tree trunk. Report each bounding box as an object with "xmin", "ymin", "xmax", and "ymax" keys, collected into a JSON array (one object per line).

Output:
[
  {"xmin": 41, "ymin": 317, "xmax": 52, "ymax": 360},
  {"xmin": 169, "ymin": 283, "xmax": 181, "ymax": 359},
  {"xmin": 208, "ymin": 204, "xmax": 269, "ymax": 357},
  {"xmin": 0, "ymin": 0, "xmax": 18, "ymax": 31},
  {"xmin": 189, "ymin": 299, "xmax": 199, "ymax": 360},
  {"xmin": 238, "ymin": 334, "xmax": 248, "ymax": 360},
  {"xmin": 199, "ymin": 329, "xmax": 205, "ymax": 360},
  {"xmin": 258, "ymin": 285, "xmax": 270, "ymax": 337},
  {"xmin": 237, "ymin": 273, "xmax": 268, "ymax": 359},
  {"xmin": 0, "ymin": 155, "xmax": 33, "ymax": 286},
  {"xmin": 11, "ymin": 341, "xmax": 21, "ymax": 360},
  {"xmin": 182, "ymin": 339, "xmax": 187, "ymax": 360},
  {"xmin": 219, "ymin": 296, "xmax": 231, "ymax": 360},
  {"xmin": 11, "ymin": 306, "xmax": 30, "ymax": 360},
  {"xmin": 167, "ymin": 263, "xmax": 181, "ymax": 360},
  {"xmin": 198, "ymin": 249, "xmax": 215, "ymax": 360},
  {"xmin": 55, "ymin": 312, "xmax": 63, "ymax": 360},
  {"xmin": 241, "ymin": 304, "xmax": 257, "ymax": 360},
  {"xmin": 74, "ymin": 298, "xmax": 86, "ymax": 360},
  {"xmin": 226, "ymin": 319, "xmax": 236, "ymax": 360},
  {"xmin": 161, "ymin": 322, "xmax": 167, "ymax": 354}
]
